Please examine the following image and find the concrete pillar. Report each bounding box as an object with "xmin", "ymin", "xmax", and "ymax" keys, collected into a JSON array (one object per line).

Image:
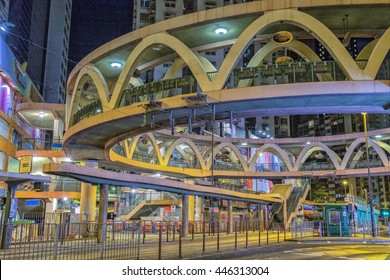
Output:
[
  {"xmin": 97, "ymin": 184, "xmax": 109, "ymax": 243},
  {"xmin": 194, "ymin": 196, "xmax": 202, "ymax": 220},
  {"xmin": 53, "ymin": 118, "xmax": 64, "ymax": 141},
  {"xmin": 283, "ymin": 200, "xmax": 288, "ymax": 225},
  {"xmin": 1, "ymin": 183, "xmax": 17, "ymax": 249},
  {"xmin": 228, "ymin": 200, "xmax": 233, "ymax": 234},
  {"xmin": 80, "ymin": 182, "xmax": 97, "ymax": 222},
  {"xmin": 45, "ymin": 199, "xmax": 57, "ymax": 213},
  {"xmin": 182, "ymin": 194, "xmax": 189, "ymax": 237}
]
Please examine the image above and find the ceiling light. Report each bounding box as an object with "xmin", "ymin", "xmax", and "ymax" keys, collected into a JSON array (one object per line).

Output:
[
  {"xmin": 37, "ymin": 112, "xmax": 47, "ymax": 118},
  {"xmin": 0, "ymin": 27, "xmax": 5, "ymax": 31},
  {"xmin": 375, "ymin": 135, "xmax": 382, "ymax": 138},
  {"xmin": 110, "ymin": 62, "xmax": 122, "ymax": 68},
  {"xmin": 215, "ymin": 27, "xmax": 227, "ymax": 35},
  {"xmin": 306, "ymin": 141, "xmax": 311, "ymax": 145},
  {"xmin": 153, "ymin": 45, "xmax": 163, "ymax": 51},
  {"xmin": 63, "ymin": 197, "xmax": 68, "ymax": 201},
  {"xmin": 242, "ymin": 142, "xmax": 247, "ymax": 146}
]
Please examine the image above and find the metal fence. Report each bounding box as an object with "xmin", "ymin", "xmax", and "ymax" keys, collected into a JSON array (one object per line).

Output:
[{"xmin": 0, "ymin": 221, "xmax": 141, "ymax": 260}]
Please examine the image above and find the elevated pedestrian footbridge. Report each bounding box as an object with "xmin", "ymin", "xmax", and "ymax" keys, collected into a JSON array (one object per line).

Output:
[
  {"xmin": 41, "ymin": 163, "xmax": 284, "ymax": 205},
  {"xmin": 108, "ymin": 128, "xmax": 390, "ymax": 179},
  {"xmin": 63, "ymin": 1, "xmax": 390, "ymax": 162}
]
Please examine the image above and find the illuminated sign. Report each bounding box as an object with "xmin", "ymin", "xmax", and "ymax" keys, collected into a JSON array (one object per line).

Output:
[{"xmin": 19, "ymin": 156, "xmax": 32, "ymax": 173}]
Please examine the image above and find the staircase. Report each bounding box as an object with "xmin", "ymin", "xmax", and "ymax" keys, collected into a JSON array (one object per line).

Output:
[
  {"xmin": 268, "ymin": 180, "xmax": 310, "ymax": 225},
  {"xmin": 120, "ymin": 191, "xmax": 180, "ymax": 220}
]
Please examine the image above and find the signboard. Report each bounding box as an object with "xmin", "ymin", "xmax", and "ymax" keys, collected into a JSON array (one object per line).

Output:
[
  {"xmin": 19, "ymin": 156, "xmax": 32, "ymax": 173},
  {"xmin": 25, "ymin": 199, "xmax": 40, "ymax": 207}
]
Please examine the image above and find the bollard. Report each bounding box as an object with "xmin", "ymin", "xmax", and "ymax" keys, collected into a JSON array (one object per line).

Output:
[
  {"xmin": 166, "ymin": 223, "xmax": 169, "ymax": 242},
  {"xmin": 235, "ymin": 221, "xmax": 238, "ymax": 250},
  {"xmin": 245, "ymin": 221, "xmax": 248, "ymax": 248},
  {"xmin": 266, "ymin": 226, "xmax": 269, "ymax": 245},
  {"xmin": 143, "ymin": 222, "xmax": 146, "ymax": 244},
  {"xmin": 217, "ymin": 222, "xmax": 220, "ymax": 253},
  {"xmin": 158, "ymin": 223, "xmax": 162, "ymax": 260},
  {"xmin": 192, "ymin": 222, "xmax": 194, "ymax": 241},
  {"xmin": 339, "ymin": 220, "xmax": 342, "ymax": 238},
  {"xmin": 202, "ymin": 221, "xmax": 206, "ymax": 255},
  {"xmin": 173, "ymin": 222, "xmax": 176, "ymax": 242},
  {"xmin": 178, "ymin": 225, "xmax": 183, "ymax": 259}
]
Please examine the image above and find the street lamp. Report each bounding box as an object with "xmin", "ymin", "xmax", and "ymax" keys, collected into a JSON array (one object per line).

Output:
[
  {"xmin": 362, "ymin": 112, "xmax": 376, "ymax": 237},
  {"xmin": 342, "ymin": 179, "xmax": 348, "ymax": 199}
]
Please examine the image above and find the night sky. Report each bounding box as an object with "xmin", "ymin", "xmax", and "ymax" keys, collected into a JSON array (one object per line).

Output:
[{"xmin": 68, "ymin": 0, "xmax": 133, "ymax": 74}]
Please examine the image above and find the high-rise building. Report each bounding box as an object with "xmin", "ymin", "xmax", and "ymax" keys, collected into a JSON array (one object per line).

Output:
[{"xmin": 7, "ymin": 0, "xmax": 72, "ymax": 104}]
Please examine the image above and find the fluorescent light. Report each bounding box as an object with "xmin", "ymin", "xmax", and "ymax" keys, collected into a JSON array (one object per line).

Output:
[
  {"xmin": 375, "ymin": 135, "xmax": 382, "ymax": 138},
  {"xmin": 37, "ymin": 112, "xmax": 46, "ymax": 118},
  {"xmin": 215, "ymin": 27, "xmax": 227, "ymax": 35},
  {"xmin": 0, "ymin": 27, "xmax": 5, "ymax": 31},
  {"xmin": 110, "ymin": 62, "xmax": 122, "ymax": 68},
  {"xmin": 242, "ymin": 142, "xmax": 247, "ymax": 146},
  {"xmin": 306, "ymin": 141, "xmax": 311, "ymax": 144}
]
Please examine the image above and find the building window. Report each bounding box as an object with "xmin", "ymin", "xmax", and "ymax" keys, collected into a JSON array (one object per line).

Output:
[
  {"xmin": 0, "ymin": 116, "xmax": 9, "ymax": 140},
  {"xmin": 7, "ymin": 156, "xmax": 19, "ymax": 173},
  {"xmin": 205, "ymin": 1, "xmax": 217, "ymax": 9},
  {"xmin": 141, "ymin": 0, "xmax": 149, "ymax": 8},
  {"xmin": 165, "ymin": 0, "xmax": 176, "ymax": 8},
  {"xmin": 164, "ymin": 12, "xmax": 176, "ymax": 20},
  {"xmin": 0, "ymin": 151, "xmax": 5, "ymax": 170},
  {"xmin": 11, "ymin": 129, "xmax": 22, "ymax": 146}
]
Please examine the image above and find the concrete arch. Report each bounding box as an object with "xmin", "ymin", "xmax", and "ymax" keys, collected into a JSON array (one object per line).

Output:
[
  {"xmin": 341, "ymin": 138, "xmax": 389, "ymax": 169},
  {"xmin": 213, "ymin": 9, "xmax": 366, "ymax": 90},
  {"xmin": 163, "ymin": 55, "xmax": 217, "ymax": 80},
  {"xmin": 128, "ymin": 133, "xmax": 164, "ymax": 165},
  {"xmin": 248, "ymin": 144, "xmax": 293, "ymax": 171},
  {"xmin": 376, "ymin": 141, "xmax": 390, "ymax": 155},
  {"xmin": 363, "ymin": 27, "xmax": 390, "ymax": 78},
  {"xmin": 163, "ymin": 138, "xmax": 207, "ymax": 169},
  {"xmin": 356, "ymin": 38, "xmax": 379, "ymax": 61},
  {"xmin": 68, "ymin": 64, "xmax": 110, "ymax": 128},
  {"xmin": 206, "ymin": 143, "xmax": 248, "ymax": 171},
  {"xmin": 238, "ymin": 39, "xmax": 332, "ymax": 87},
  {"xmin": 110, "ymin": 33, "xmax": 213, "ymax": 109},
  {"xmin": 293, "ymin": 142, "xmax": 342, "ymax": 171}
]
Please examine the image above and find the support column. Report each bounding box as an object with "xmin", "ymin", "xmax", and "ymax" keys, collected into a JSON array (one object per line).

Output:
[
  {"xmin": 283, "ymin": 200, "xmax": 288, "ymax": 225},
  {"xmin": 80, "ymin": 182, "xmax": 97, "ymax": 222},
  {"xmin": 228, "ymin": 200, "xmax": 233, "ymax": 234},
  {"xmin": 194, "ymin": 196, "xmax": 202, "ymax": 220},
  {"xmin": 53, "ymin": 118, "xmax": 64, "ymax": 141},
  {"xmin": 1, "ymin": 183, "xmax": 17, "ymax": 249},
  {"xmin": 182, "ymin": 194, "xmax": 189, "ymax": 237},
  {"xmin": 97, "ymin": 184, "xmax": 109, "ymax": 244}
]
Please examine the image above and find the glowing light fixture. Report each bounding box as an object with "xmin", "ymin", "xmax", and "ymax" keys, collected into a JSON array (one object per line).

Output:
[
  {"xmin": 242, "ymin": 142, "xmax": 248, "ymax": 146},
  {"xmin": 375, "ymin": 135, "xmax": 382, "ymax": 138},
  {"xmin": 110, "ymin": 62, "xmax": 122, "ymax": 68},
  {"xmin": 63, "ymin": 197, "xmax": 68, "ymax": 201},
  {"xmin": 215, "ymin": 27, "xmax": 227, "ymax": 35},
  {"xmin": 37, "ymin": 112, "xmax": 47, "ymax": 118},
  {"xmin": 306, "ymin": 141, "xmax": 311, "ymax": 145},
  {"xmin": 0, "ymin": 27, "xmax": 5, "ymax": 31}
]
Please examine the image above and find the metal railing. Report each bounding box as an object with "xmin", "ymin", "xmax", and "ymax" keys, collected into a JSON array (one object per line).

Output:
[
  {"xmin": 120, "ymin": 191, "xmax": 180, "ymax": 216},
  {"xmin": 0, "ymin": 221, "xmax": 141, "ymax": 260},
  {"xmin": 18, "ymin": 138, "xmax": 63, "ymax": 151}
]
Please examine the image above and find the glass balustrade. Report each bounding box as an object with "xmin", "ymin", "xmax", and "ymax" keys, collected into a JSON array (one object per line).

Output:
[{"xmin": 69, "ymin": 59, "xmax": 390, "ymax": 127}]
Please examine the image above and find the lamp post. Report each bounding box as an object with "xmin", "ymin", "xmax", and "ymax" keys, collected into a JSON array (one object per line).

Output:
[{"xmin": 362, "ymin": 112, "xmax": 376, "ymax": 237}]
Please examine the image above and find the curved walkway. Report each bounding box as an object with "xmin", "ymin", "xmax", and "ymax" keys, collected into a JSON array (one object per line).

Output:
[{"xmin": 42, "ymin": 163, "xmax": 283, "ymax": 204}]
